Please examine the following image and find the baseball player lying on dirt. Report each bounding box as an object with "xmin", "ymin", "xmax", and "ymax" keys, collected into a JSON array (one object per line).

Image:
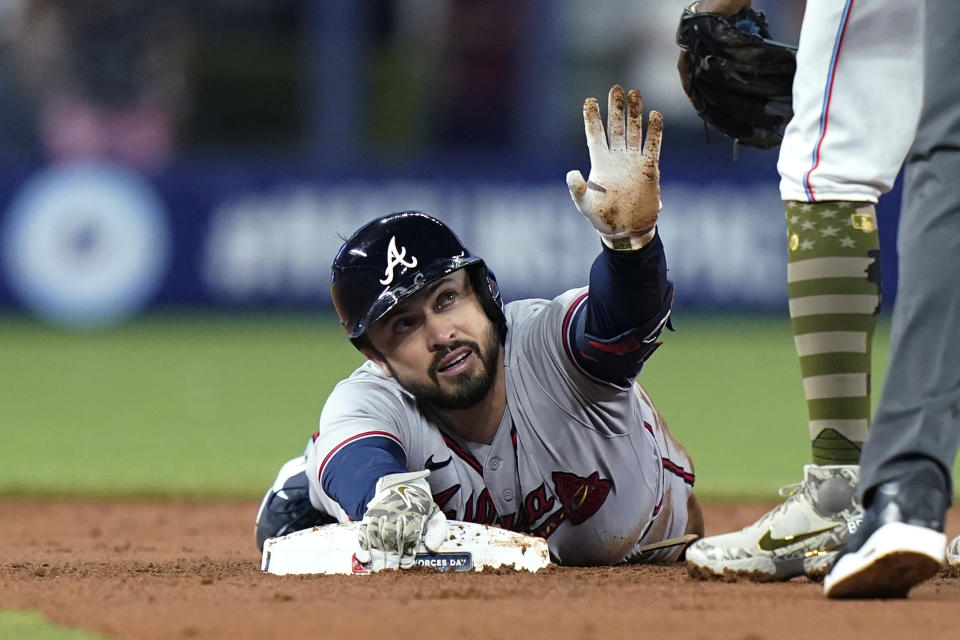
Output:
[{"xmin": 255, "ymin": 85, "xmax": 704, "ymax": 569}]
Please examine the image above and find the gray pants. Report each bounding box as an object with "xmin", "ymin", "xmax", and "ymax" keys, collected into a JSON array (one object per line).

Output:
[{"xmin": 859, "ymin": 0, "xmax": 960, "ymax": 502}]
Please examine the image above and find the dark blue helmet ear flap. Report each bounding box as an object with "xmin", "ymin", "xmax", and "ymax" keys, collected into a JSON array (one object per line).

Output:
[
  {"xmin": 484, "ymin": 267, "xmax": 502, "ymax": 307},
  {"xmin": 467, "ymin": 264, "xmax": 507, "ymax": 341},
  {"xmin": 331, "ymin": 211, "xmax": 505, "ymax": 346}
]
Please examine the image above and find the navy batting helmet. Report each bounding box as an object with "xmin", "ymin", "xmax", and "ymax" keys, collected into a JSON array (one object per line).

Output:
[{"xmin": 331, "ymin": 211, "xmax": 505, "ymax": 344}]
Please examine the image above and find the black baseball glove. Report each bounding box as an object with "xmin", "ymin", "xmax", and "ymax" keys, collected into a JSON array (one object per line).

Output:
[{"xmin": 676, "ymin": 4, "xmax": 797, "ymax": 149}]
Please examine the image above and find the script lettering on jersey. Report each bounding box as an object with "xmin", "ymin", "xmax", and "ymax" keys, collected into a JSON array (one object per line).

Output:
[
  {"xmin": 433, "ymin": 473, "xmax": 611, "ymax": 540},
  {"xmin": 463, "ymin": 488, "xmax": 499, "ymax": 525},
  {"xmin": 433, "ymin": 484, "xmax": 461, "ymax": 520},
  {"xmin": 498, "ymin": 483, "xmax": 555, "ymax": 532},
  {"xmin": 379, "ymin": 236, "xmax": 418, "ymax": 285}
]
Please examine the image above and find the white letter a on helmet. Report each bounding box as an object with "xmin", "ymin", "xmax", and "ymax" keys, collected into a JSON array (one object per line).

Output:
[{"xmin": 380, "ymin": 236, "xmax": 418, "ymax": 285}]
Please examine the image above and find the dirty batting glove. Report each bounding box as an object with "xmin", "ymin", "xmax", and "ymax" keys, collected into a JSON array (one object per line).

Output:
[
  {"xmin": 355, "ymin": 470, "xmax": 447, "ymax": 571},
  {"xmin": 567, "ymin": 84, "xmax": 664, "ymax": 251}
]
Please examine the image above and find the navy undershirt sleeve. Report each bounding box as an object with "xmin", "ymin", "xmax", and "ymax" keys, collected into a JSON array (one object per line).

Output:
[
  {"xmin": 569, "ymin": 232, "xmax": 674, "ymax": 385},
  {"xmin": 321, "ymin": 436, "xmax": 407, "ymax": 520}
]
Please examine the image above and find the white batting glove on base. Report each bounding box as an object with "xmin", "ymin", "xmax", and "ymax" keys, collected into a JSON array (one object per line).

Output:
[
  {"xmin": 355, "ymin": 470, "xmax": 447, "ymax": 571},
  {"xmin": 567, "ymin": 84, "xmax": 664, "ymax": 251}
]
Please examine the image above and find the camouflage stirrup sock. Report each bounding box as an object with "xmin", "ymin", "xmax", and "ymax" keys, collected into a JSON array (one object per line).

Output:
[{"xmin": 785, "ymin": 201, "xmax": 881, "ymax": 466}]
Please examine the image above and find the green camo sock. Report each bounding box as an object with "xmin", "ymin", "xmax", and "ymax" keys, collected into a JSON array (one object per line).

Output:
[{"xmin": 785, "ymin": 201, "xmax": 881, "ymax": 466}]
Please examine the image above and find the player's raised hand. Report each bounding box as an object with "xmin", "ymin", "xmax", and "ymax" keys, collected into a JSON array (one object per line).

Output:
[
  {"xmin": 355, "ymin": 470, "xmax": 447, "ymax": 571},
  {"xmin": 567, "ymin": 85, "xmax": 663, "ymax": 251}
]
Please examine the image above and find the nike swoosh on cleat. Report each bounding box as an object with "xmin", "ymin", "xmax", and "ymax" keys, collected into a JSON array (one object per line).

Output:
[
  {"xmin": 757, "ymin": 524, "xmax": 841, "ymax": 551},
  {"xmin": 425, "ymin": 455, "xmax": 453, "ymax": 471}
]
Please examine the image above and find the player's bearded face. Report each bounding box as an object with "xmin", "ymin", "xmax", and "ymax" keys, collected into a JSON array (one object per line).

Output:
[
  {"xmin": 384, "ymin": 318, "xmax": 500, "ymax": 410},
  {"xmin": 365, "ymin": 271, "xmax": 502, "ymax": 411}
]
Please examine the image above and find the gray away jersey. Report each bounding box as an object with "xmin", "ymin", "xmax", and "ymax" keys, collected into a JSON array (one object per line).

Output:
[{"xmin": 304, "ymin": 288, "xmax": 694, "ymax": 565}]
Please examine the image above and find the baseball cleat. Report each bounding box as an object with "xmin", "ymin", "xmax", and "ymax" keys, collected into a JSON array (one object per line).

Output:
[
  {"xmin": 948, "ymin": 535, "xmax": 960, "ymax": 567},
  {"xmin": 686, "ymin": 464, "xmax": 862, "ymax": 581},
  {"xmin": 824, "ymin": 466, "xmax": 948, "ymax": 599},
  {"xmin": 255, "ymin": 455, "xmax": 335, "ymax": 551}
]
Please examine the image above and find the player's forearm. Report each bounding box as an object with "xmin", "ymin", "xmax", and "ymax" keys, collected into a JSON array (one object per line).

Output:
[
  {"xmin": 320, "ymin": 436, "xmax": 408, "ymax": 520},
  {"xmin": 586, "ymin": 232, "xmax": 672, "ymax": 338},
  {"xmin": 567, "ymin": 234, "xmax": 673, "ymax": 384}
]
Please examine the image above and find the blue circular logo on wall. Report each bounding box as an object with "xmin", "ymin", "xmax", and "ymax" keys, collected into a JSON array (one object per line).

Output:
[{"xmin": 1, "ymin": 162, "xmax": 171, "ymax": 328}]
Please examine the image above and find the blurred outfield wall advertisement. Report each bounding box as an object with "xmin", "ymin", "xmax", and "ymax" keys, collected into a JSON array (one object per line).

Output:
[
  {"xmin": 0, "ymin": 161, "xmax": 901, "ymax": 330},
  {"xmin": 0, "ymin": 2, "xmax": 902, "ymax": 331}
]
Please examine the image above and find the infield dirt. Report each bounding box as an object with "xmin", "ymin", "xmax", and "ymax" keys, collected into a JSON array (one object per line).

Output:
[{"xmin": 1, "ymin": 500, "xmax": 957, "ymax": 640}]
